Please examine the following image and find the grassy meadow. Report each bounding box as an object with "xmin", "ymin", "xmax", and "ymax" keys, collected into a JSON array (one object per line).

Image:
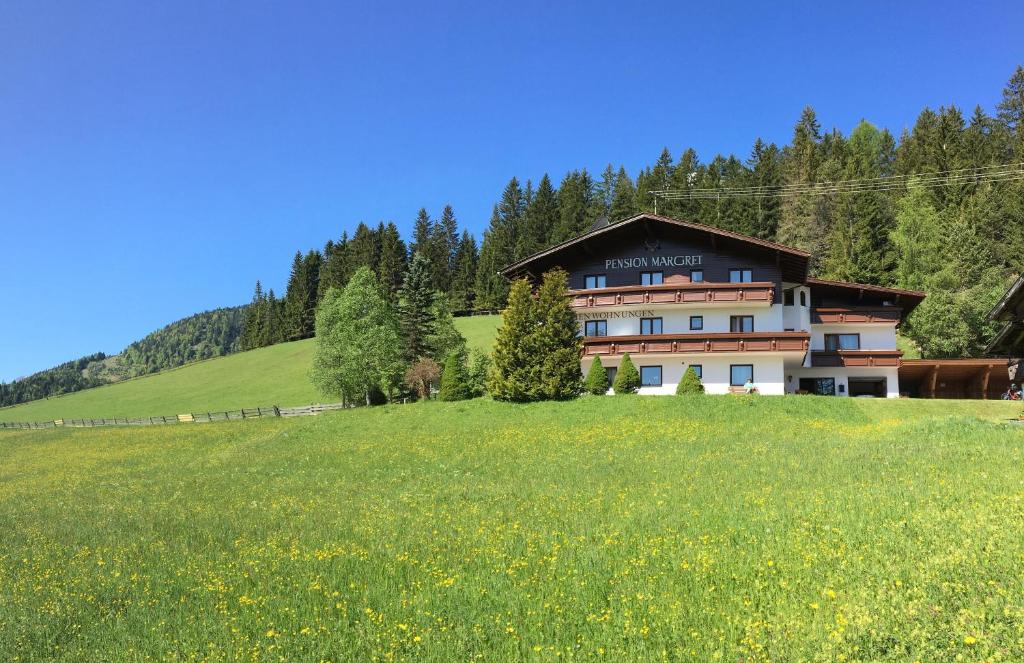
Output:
[
  {"xmin": 2, "ymin": 396, "xmax": 1023, "ymax": 660},
  {"xmin": 0, "ymin": 315, "xmax": 501, "ymax": 423}
]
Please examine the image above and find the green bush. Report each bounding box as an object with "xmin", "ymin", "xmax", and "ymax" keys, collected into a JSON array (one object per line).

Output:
[
  {"xmin": 675, "ymin": 366, "xmax": 705, "ymax": 395},
  {"xmin": 438, "ymin": 352, "xmax": 472, "ymax": 402},
  {"xmin": 612, "ymin": 354, "xmax": 640, "ymax": 394},
  {"xmin": 467, "ymin": 349, "xmax": 492, "ymax": 398},
  {"xmin": 584, "ymin": 356, "xmax": 610, "ymax": 395}
]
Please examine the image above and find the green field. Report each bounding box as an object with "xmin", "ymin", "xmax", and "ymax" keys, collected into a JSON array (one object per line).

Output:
[
  {"xmin": 1, "ymin": 396, "xmax": 1023, "ymax": 660},
  {"xmin": 0, "ymin": 315, "xmax": 501, "ymax": 423}
]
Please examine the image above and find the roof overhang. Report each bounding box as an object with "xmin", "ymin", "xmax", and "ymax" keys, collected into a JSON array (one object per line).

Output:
[
  {"xmin": 499, "ymin": 213, "xmax": 811, "ymax": 283},
  {"xmin": 988, "ymin": 274, "xmax": 1024, "ymax": 322}
]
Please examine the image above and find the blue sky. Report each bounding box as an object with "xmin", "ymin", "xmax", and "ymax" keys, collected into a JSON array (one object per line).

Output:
[{"xmin": 1, "ymin": 0, "xmax": 1022, "ymax": 381}]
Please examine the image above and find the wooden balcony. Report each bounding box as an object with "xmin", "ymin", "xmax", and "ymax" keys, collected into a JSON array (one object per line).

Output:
[
  {"xmin": 811, "ymin": 307, "xmax": 902, "ymax": 324},
  {"xmin": 583, "ymin": 331, "xmax": 810, "ymax": 356},
  {"xmin": 570, "ymin": 282, "xmax": 775, "ymax": 309},
  {"xmin": 810, "ymin": 350, "xmax": 903, "ymax": 368}
]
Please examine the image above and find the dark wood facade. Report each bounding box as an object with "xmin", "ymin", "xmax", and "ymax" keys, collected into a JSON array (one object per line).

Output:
[
  {"xmin": 811, "ymin": 350, "xmax": 903, "ymax": 368},
  {"xmin": 583, "ymin": 332, "xmax": 810, "ymax": 356}
]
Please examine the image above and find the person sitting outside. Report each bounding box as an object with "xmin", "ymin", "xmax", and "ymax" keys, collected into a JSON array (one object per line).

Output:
[{"xmin": 743, "ymin": 377, "xmax": 757, "ymax": 395}]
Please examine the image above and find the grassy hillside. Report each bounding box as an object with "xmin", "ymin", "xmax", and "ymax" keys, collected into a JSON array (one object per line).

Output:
[
  {"xmin": 0, "ymin": 316, "xmax": 502, "ymax": 422},
  {"xmin": 1, "ymin": 396, "xmax": 1022, "ymax": 660}
]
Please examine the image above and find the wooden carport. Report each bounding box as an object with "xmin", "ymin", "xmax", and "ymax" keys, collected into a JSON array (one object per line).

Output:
[{"xmin": 899, "ymin": 359, "xmax": 1011, "ymax": 399}]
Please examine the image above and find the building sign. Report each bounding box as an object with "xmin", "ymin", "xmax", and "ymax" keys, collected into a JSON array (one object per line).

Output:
[
  {"xmin": 577, "ymin": 310, "xmax": 655, "ymax": 321},
  {"xmin": 605, "ymin": 255, "xmax": 702, "ymax": 269}
]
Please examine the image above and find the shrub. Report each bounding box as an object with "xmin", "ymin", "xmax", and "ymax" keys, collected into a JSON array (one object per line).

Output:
[
  {"xmin": 612, "ymin": 354, "xmax": 640, "ymax": 394},
  {"xmin": 675, "ymin": 366, "xmax": 705, "ymax": 395},
  {"xmin": 438, "ymin": 352, "xmax": 472, "ymax": 402},
  {"xmin": 467, "ymin": 349, "xmax": 492, "ymax": 398},
  {"xmin": 584, "ymin": 356, "xmax": 609, "ymax": 395},
  {"xmin": 403, "ymin": 358, "xmax": 441, "ymax": 399}
]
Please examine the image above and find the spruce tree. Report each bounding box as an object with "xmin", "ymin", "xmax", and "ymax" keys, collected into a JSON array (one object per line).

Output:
[
  {"xmin": 398, "ymin": 252, "xmax": 436, "ymax": 362},
  {"xmin": 474, "ymin": 207, "xmax": 511, "ymax": 310},
  {"xmin": 450, "ymin": 230, "xmax": 478, "ymax": 310},
  {"xmin": 608, "ymin": 166, "xmax": 637, "ymax": 222},
  {"xmin": 426, "ymin": 296, "xmax": 467, "ymax": 363},
  {"xmin": 517, "ymin": 173, "xmax": 558, "ymax": 257},
  {"xmin": 748, "ymin": 139, "xmax": 783, "ymax": 240},
  {"xmin": 438, "ymin": 352, "xmax": 472, "ymax": 401},
  {"xmin": 283, "ymin": 251, "xmax": 308, "ymax": 340},
  {"xmin": 534, "ymin": 268, "xmax": 582, "ymax": 400},
  {"xmin": 612, "ymin": 354, "xmax": 640, "ymax": 395},
  {"xmin": 675, "ymin": 366, "xmax": 704, "ymax": 395},
  {"xmin": 553, "ymin": 169, "xmax": 596, "ymax": 242},
  {"xmin": 347, "ymin": 222, "xmax": 381, "ymax": 275},
  {"xmin": 467, "ymin": 348, "xmax": 492, "ymax": 397},
  {"xmin": 488, "ymin": 278, "xmax": 541, "ymax": 401},
  {"xmin": 584, "ymin": 356, "xmax": 609, "ymax": 395},
  {"xmin": 318, "ymin": 231, "xmax": 350, "ymax": 299},
  {"xmin": 431, "ymin": 205, "xmax": 459, "ymax": 291},
  {"xmin": 377, "ymin": 221, "xmax": 408, "ymax": 300},
  {"xmin": 241, "ymin": 281, "xmax": 266, "ymax": 350},
  {"xmin": 410, "ymin": 208, "xmax": 433, "ymax": 257}
]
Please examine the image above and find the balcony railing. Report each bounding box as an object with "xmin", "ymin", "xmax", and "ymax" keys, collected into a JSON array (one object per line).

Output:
[
  {"xmin": 582, "ymin": 331, "xmax": 810, "ymax": 356},
  {"xmin": 569, "ymin": 282, "xmax": 775, "ymax": 309},
  {"xmin": 810, "ymin": 350, "xmax": 903, "ymax": 368},
  {"xmin": 811, "ymin": 307, "xmax": 902, "ymax": 324}
]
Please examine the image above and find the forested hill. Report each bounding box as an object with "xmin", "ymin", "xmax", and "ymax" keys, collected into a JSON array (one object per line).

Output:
[{"xmin": 0, "ymin": 307, "xmax": 246, "ymax": 408}]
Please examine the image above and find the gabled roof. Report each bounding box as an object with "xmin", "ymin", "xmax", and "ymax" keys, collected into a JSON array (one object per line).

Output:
[{"xmin": 499, "ymin": 213, "xmax": 811, "ymax": 282}]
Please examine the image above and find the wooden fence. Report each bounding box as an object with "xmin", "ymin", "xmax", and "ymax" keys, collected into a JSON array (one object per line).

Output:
[{"xmin": 0, "ymin": 403, "xmax": 350, "ymax": 431}]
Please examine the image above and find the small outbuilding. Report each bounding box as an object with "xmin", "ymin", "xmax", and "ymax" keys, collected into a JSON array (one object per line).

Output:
[{"xmin": 898, "ymin": 359, "xmax": 1011, "ymax": 399}]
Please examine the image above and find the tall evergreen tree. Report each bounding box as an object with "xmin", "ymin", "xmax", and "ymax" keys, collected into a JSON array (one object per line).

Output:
[
  {"xmin": 430, "ymin": 205, "xmax": 459, "ymax": 291},
  {"xmin": 347, "ymin": 222, "xmax": 380, "ymax": 275},
  {"xmin": 410, "ymin": 208, "xmax": 433, "ymax": 258},
  {"xmin": 398, "ymin": 252, "xmax": 437, "ymax": 362},
  {"xmin": 553, "ymin": 169, "xmax": 596, "ymax": 242},
  {"xmin": 778, "ymin": 107, "xmax": 825, "ymax": 260},
  {"xmin": 534, "ymin": 268, "xmax": 583, "ymax": 400},
  {"xmin": 318, "ymin": 231, "xmax": 350, "ymax": 299},
  {"xmin": 450, "ymin": 230, "xmax": 478, "ymax": 310},
  {"xmin": 608, "ymin": 166, "xmax": 637, "ymax": 222},
  {"xmin": 748, "ymin": 139, "xmax": 783, "ymax": 240},
  {"xmin": 241, "ymin": 280, "xmax": 266, "ymax": 350},
  {"xmin": 377, "ymin": 221, "xmax": 408, "ymax": 299},
  {"xmin": 488, "ymin": 278, "xmax": 541, "ymax": 401},
  {"xmin": 517, "ymin": 173, "xmax": 558, "ymax": 257}
]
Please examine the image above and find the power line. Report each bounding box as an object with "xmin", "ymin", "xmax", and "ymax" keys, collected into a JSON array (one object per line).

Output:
[{"xmin": 649, "ymin": 163, "xmax": 1024, "ymax": 201}]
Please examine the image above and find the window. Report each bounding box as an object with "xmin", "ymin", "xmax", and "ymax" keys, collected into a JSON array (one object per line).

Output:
[
  {"xmin": 730, "ymin": 364, "xmax": 754, "ymax": 387},
  {"xmin": 690, "ymin": 269, "xmax": 704, "ymax": 283},
  {"xmin": 730, "ymin": 315, "xmax": 754, "ymax": 333},
  {"xmin": 824, "ymin": 333, "xmax": 860, "ymax": 351},
  {"xmin": 640, "ymin": 366, "xmax": 662, "ymax": 387},
  {"xmin": 729, "ymin": 269, "xmax": 753, "ymax": 283},
  {"xmin": 799, "ymin": 290, "xmax": 807, "ymax": 307},
  {"xmin": 640, "ymin": 271, "xmax": 664, "ymax": 286},
  {"xmin": 689, "ymin": 364, "xmax": 702, "ymax": 379},
  {"xmin": 640, "ymin": 318, "xmax": 663, "ymax": 335},
  {"xmin": 799, "ymin": 377, "xmax": 836, "ymax": 396},
  {"xmin": 584, "ymin": 274, "xmax": 607, "ymax": 289},
  {"xmin": 690, "ymin": 315, "xmax": 703, "ymax": 331},
  {"xmin": 584, "ymin": 320, "xmax": 607, "ymax": 337},
  {"xmin": 784, "ymin": 289, "xmax": 795, "ymax": 306},
  {"xmin": 605, "ymin": 367, "xmax": 617, "ymax": 386}
]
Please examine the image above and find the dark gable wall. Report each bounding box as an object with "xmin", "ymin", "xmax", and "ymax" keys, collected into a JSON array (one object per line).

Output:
[{"xmin": 554, "ymin": 228, "xmax": 784, "ymax": 302}]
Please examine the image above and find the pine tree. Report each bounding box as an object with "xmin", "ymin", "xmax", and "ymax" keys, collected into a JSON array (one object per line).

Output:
[
  {"xmin": 398, "ymin": 252, "xmax": 436, "ymax": 362},
  {"xmin": 675, "ymin": 366, "xmax": 704, "ymax": 394},
  {"xmin": 608, "ymin": 167, "xmax": 637, "ymax": 222},
  {"xmin": 431, "ymin": 205, "xmax": 459, "ymax": 291},
  {"xmin": 319, "ymin": 231, "xmax": 350, "ymax": 299},
  {"xmin": 437, "ymin": 352, "xmax": 472, "ymax": 401},
  {"xmin": 283, "ymin": 252, "xmax": 307, "ymax": 340},
  {"xmin": 450, "ymin": 230, "xmax": 478, "ymax": 310},
  {"xmin": 748, "ymin": 139, "xmax": 782, "ymax": 240},
  {"xmin": 427, "ymin": 296, "xmax": 467, "ymax": 362},
  {"xmin": 778, "ymin": 107, "xmax": 825, "ymax": 259},
  {"xmin": 488, "ymin": 278, "xmax": 541, "ymax": 401},
  {"xmin": 517, "ymin": 174, "xmax": 558, "ymax": 257},
  {"xmin": 410, "ymin": 208, "xmax": 433, "ymax": 257},
  {"xmin": 467, "ymin": 349, "xmax": 492, "ymax": 397},
  {"xmin": 534, "ymin": 268, "xmax": 582, "ymax": 400},
  {"xmin": 241, "ymin": 280, "xmax": 266, "ymax": 350},
  {"xmin": 498, "ymin": 177, "xmax": 527, "ymax": 259},
  {"xmin": 890, "ymin": 180, "xmax": 944, "ymax": 290},
  {"xmin": 996, "ymin": 65, "xmax": 1024, "ymax": 154},
  {"xmin": 474, "ymin": 207, "xmax": 511, "ymax": 310},
  {"xmin": 666, "ymin": 148, "xmax": 701, "ymax": 220},
  {"xmin": 612, "ymin": 354, "xmax": 640, "ymax": 395},
  {"xmin": 377, "ymin": 221, "xmax": 408, "ymax": 299},
  {"xmin": 553, "ymin": 169, "xmax": 596, "ymax": 242},
  {"xmin": 347, "ymin": 222, "xmax": 380, "ymax": 275},
  {"xmin": 584, "ymin": 356, "xmax": 609, "ymax": 395}
]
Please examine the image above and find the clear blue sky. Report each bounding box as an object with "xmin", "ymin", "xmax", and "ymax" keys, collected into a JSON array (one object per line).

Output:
[{"xmin": 1, "ymin": 0, "xmax": 1022, "ymax": 381}]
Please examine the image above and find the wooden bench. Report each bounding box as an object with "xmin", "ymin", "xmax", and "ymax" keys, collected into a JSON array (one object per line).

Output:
[{"xmin": 728, "ymin": 386, "xmax": 759, "ymax": 395}]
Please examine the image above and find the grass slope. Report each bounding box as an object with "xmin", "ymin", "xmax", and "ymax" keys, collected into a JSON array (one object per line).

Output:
[
  {"xmin": 0, "ymin": 316, "xmax": 502, "ymax": 422},
  {"xmin": 0, "ymin": 397, "xmax": 1021, "ymax": 659}
]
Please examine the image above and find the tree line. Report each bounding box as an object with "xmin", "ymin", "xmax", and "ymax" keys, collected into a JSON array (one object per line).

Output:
[{"xmin": 247, "ymin": 66, "xmax": 1024, "ymax": 360}]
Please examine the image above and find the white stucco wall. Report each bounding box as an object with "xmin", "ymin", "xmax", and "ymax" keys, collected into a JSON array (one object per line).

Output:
[
  {"xmin": 810, "ymin": 324, "xmax": 897, "ymax": 351},
  {"xmin": 583, "ymin": 355, "xmax": 787, "ymax": 396},
  {"xmin": 786, "ymin": 366, "xmax": 901, "ymax": 398}
]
